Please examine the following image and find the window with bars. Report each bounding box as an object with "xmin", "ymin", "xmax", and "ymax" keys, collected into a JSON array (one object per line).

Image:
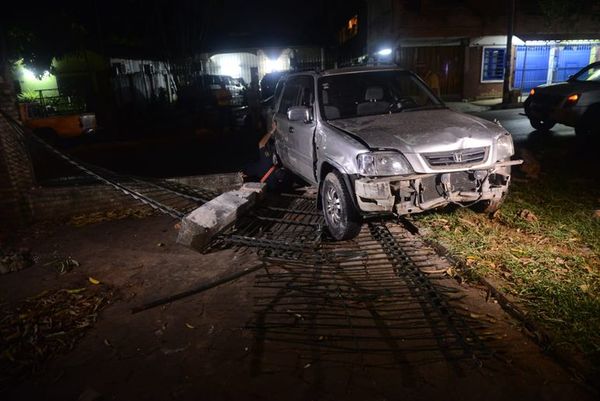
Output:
[{"xmin": 481, "ymin": 47, "xmax": 506, "ymax": 82}]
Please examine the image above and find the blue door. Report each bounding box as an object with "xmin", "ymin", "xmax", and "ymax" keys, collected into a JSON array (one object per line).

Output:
[
  {"xmin": 553, "ymin": 45, "xmax": 592, "ymax": 82},
  {"xmin": 514, "ymin": 45, "xmax": 551, "ymax": 92}
]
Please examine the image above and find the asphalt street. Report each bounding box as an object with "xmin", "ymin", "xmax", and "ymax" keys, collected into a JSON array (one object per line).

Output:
[{"xmin": 470, "ymin": 108, "xmax": 574, "ymax": 143}]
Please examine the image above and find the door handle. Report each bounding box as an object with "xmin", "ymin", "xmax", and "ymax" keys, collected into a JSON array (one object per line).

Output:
[{"xmin": 289, "ymin": 126, "xmax": 295, "ymax": 133}]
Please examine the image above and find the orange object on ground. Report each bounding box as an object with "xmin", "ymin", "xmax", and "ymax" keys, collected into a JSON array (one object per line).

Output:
[{"xmin": 260, "ymin": 165, "xmax": 277, "ymax": 183}]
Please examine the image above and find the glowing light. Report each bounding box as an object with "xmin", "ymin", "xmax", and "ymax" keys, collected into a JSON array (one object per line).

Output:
[
  {"xmin": 220, "ymin": 55, "xmax": 241, "ymax": 78},
  {"xmin": 23, "ymin": 68, "xmax": 36, "ymax": 81},
  {"xmin": 22, "ymin": 67, "xmax": 51, "ymax": 81},
  {"xmin": 567, "ymin": 93, "xmax": 579, "ymax": 103},
  {"xmin": 377, "ymin": 48, "xmax": 393, "ymax": 56},
  {"xmin": 265, "ymin": 57, "xmax": 286, "ymax": 73},
  {"xmin": 529, "ymin": 88, "xmax": 535, "ymax": 96}
]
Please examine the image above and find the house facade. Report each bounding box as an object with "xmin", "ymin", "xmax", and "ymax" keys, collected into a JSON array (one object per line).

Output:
[{"xmin": 337, "ymin": 0, "xmax": 600, "ymax": 100}]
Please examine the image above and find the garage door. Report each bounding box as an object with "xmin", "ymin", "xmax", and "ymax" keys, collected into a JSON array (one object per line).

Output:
[
  {"xmin": 552, "ymin": 45, "xmax": 592, "ymax": 82},
  {"xmin": 513, "ymin": 45, "xmax": 551, "ymax": 93}
]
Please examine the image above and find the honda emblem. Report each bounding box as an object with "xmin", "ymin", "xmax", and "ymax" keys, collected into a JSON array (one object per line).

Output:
[{"xmin": 452, "ymin": 152, "xmax": 463, "ymax": 163}]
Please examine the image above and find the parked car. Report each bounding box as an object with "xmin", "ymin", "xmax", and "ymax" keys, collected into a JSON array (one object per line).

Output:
[
  {"xmin": 272, "ymin": 66, "xmax": 521, "ymax": 240},
  {"xmin": 221, "ymin": 76, "xmax": 247, "ymax": 106},
  {"xmin": 179, "ymin": 74, "xmax": 249, "ymax": 110},
  {"xmin": 524, "ymin": 61, "xmax": 600, "ymax": 138}
]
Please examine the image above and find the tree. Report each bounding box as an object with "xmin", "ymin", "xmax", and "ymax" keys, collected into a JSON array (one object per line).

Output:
[{"xmin": 537, "ymin": 0, "xmax": 600, "ymax": 27}]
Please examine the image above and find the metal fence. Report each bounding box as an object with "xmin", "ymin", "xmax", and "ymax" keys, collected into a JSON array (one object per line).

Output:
[{"xmin": 514, "ymin": 45, "xmax": 551, "ymax": 93}]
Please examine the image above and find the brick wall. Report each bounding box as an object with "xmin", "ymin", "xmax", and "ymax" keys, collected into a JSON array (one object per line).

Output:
[
  {"xmin": 27, "ymin": 184, "xmax": 151, "ymax": 221},
  {"xmin": 0, "ymin": 63, "xmax": 35, "ymax": 227},
  {"xmin": 462, "ymin": 47, "xmax": 503, "ymax": 100}
]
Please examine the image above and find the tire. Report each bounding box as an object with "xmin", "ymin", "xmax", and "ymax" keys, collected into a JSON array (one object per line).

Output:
[
  {"xmin": 575, "ymin": 106, "xmax": 600, "ymax": 140},
  {"xmin": 471, "ymin": 168, "xmax": 510, "ymax": 215},
  {"xmin": 529, "ymin": 117, "xmax": 555, "ymax": 131},
  {"xmin": 471, "ymin": 196, "xmax": 505, "ymax": 214},
  {"xmin": 321, "ymin": 171, "xmax": 362, "ymax": 241}
]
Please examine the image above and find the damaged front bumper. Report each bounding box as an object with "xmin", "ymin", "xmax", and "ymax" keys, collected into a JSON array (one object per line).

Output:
[{"xmin": 354, "ymin": 160, "xmax": 523, "ymax": 214}]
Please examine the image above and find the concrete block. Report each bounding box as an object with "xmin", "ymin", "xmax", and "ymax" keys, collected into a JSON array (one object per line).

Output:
[{"xmin": 177, "ymin": 182, "xmax": 266, "ymax": 251}]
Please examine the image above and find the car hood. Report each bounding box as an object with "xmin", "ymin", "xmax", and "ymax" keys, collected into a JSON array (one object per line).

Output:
[
  {"xmin": 327, "ymin": 109, "xmax": 506, "ymax": 154},
  {"xmin": 536, "ymin": 81, "xmax": 593, "ymax": 96}
]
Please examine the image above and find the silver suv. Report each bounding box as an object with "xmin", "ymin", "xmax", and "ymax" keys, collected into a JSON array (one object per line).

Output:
[{"xmin": 272, "ymin": 66, "xmax": 521, "ymax": 240}]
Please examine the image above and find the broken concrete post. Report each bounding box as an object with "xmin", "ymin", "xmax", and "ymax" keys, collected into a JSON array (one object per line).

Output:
[{"xmin": 176, "ymin": 182, "xmax": 265, "ymax": 251}]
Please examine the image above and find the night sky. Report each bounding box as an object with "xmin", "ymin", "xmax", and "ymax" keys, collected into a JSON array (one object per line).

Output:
[{"xmin": 2, "ymin": 0, "xmax": 339, "ymax": 70}]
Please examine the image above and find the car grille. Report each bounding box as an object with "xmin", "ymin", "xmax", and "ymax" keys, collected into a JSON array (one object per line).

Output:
[{"xmin": 422, "ymin": 147, "xmax": 488, "ymax": 168}]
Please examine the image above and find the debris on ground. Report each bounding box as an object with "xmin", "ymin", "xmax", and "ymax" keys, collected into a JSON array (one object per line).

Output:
[
  {"xmin": 518, "ymin": 148, "xmax": 541, "ymax": 179},
  {"xmin": 43, "ymin": 257, "xmax": 80, "ymax": 274},
  {"xmin": 0, "ymin": 248, "xmax": 34, "ymax": 275},
  {"xmin": 518, "ymin": 209, "xmax": 538, "ymax": 222},
  {"xmin": 414, "ymin": 175, "xmax": 600, "ymax": 368},
  {"xmin": 69, "ymin": 208, "xmax": 155, "ymax": 227},
  {"xmin": 0, "ymin": 285, "xmax": 112, "ymax": 389}
]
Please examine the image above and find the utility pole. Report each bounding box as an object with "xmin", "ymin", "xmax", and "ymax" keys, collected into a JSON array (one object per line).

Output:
[{"xmin": 502, "ymin": 0, "xmax": 516, "ymax": 105}]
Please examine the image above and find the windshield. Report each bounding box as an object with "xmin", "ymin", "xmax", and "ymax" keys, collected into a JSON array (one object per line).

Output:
[
  {"xmin": 318, "ymin": 70, "xmax": 443, "ymax": 121},
  {"xmin": 572, "ymin": 63, "xmax": 600, "ymax": 82}
]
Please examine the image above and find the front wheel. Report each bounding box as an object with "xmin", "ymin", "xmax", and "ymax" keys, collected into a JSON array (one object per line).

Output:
[
  {"xmin": 321, "ymin": 172, "xmax": 362, "ymax": 240},
  {"xmin": 575, "ymin": 106, "xmax": 600, "ymax": 141},
  {"xmin": 471, "ymin": 196, "xmax": 505, "ymax": 214},
  {"xmin": 529, "ymin": 117, "xmax": 555, "ymax": 131}
]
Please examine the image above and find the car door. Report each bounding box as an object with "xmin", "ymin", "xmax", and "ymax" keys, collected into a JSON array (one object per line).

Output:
[
  {"xmin": 273, "ymin": 78, "xmax": 301, "ymax": 174},
  {"xmin": 286, "ymin": 76, "xmax": 317, "ymax": 183}
]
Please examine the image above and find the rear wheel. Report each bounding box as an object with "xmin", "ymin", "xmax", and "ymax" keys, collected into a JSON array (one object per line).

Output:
[
  {"xmin": 529, "ymin": 117, "xmax": 555, "ymax": 131},
  {"xmin": 321, "ymin": 172, "xmax": 362, "ymax": 240}
]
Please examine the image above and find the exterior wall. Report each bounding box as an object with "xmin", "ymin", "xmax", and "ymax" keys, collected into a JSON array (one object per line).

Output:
[
  {"xmin": 364, "ymin": 0, "xmax": 600, "ymax": 99},
  {"xmin": 463, "ymin": 47, "xmax": 503, "ymax": 100},
  {"xmin": 12, "ymin": 61, "xmax": 58, "ymax": 98},
  {"xmin": 396, "ymin": 44, "xmax": 465, "ymax": 100}
]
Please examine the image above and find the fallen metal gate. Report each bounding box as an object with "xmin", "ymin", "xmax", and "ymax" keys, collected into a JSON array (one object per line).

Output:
[{"xmin": 1, "ymin": 109, "xmax": 218, "ymax": 218}]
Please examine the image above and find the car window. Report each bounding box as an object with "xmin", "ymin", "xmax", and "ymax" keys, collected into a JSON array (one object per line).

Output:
[
  {"xmin": 273, "ymin": 80, "xmax": 285, "ymax": 104},
  {"xmin": 318, "ymin": 70, "xmax": 443, "ymax": 120},
  {"xmin": 572, "ymin": 64, "xmax": 600, "ymax": 82},
  {"xmin": 297, "ymin": 76, "xmax": 314, "ymax": 107},
  {"xmin": 278, "ymin": 82, "xmax": 300, "ymax": 115}
]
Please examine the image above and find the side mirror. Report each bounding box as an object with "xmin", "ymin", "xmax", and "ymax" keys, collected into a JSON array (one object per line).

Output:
[{"xmin": 287, "ymin": 106, "xmax": 312, "ymax": 123}]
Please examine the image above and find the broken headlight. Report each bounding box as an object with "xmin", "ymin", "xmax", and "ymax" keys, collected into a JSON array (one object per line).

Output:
[
  {"xmin": 357, "ymin": 151, "xmax": 414, "ymax": 176},
  {"xmin": 496, "ymin": 133, "xmax": 514, "ymax": 161}
]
